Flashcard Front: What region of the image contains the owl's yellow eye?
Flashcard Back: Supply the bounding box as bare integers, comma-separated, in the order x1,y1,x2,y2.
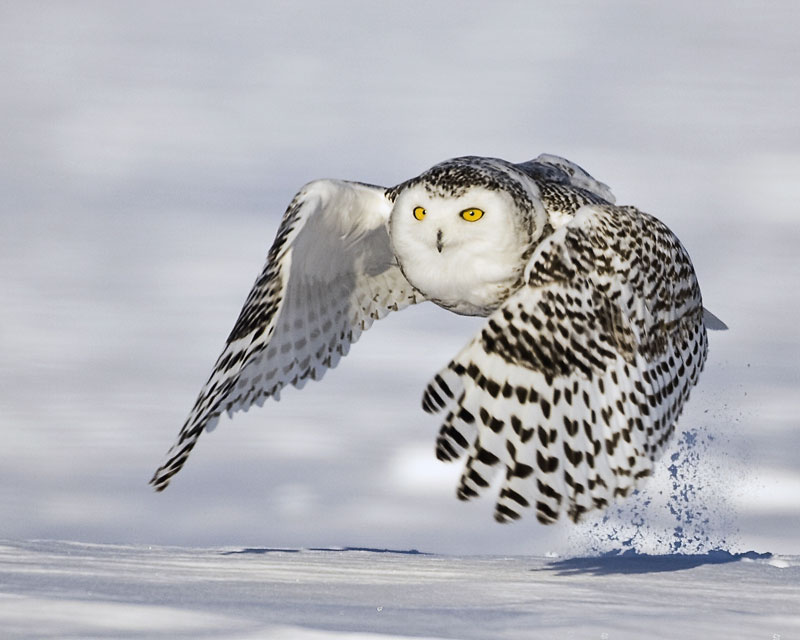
460,208,484,222
413,206,427,221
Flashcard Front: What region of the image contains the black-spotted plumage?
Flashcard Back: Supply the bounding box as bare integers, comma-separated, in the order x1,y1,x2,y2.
424,204,707,523
151,153,722,528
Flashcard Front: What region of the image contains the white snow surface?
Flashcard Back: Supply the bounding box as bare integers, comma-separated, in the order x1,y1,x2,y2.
2,540,798,640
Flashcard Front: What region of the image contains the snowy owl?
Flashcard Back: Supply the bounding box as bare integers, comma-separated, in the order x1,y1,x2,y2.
151,154,725,525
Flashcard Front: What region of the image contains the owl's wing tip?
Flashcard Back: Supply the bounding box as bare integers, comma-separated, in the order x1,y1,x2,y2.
149,468,171,492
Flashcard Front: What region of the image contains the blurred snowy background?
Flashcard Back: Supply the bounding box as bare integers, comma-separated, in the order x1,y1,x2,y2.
1,0,798,556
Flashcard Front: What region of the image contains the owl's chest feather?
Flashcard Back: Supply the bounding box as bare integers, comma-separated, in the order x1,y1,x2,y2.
396,241,526,317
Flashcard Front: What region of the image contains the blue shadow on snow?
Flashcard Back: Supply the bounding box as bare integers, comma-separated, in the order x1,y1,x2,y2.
221,546,429,556
543,549,772,576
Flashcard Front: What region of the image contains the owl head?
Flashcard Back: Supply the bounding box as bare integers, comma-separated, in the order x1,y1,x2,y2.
388,157,548,316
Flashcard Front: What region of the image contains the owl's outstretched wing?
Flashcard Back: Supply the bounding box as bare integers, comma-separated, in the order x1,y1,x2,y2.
151,180,420,491
422,204,708,524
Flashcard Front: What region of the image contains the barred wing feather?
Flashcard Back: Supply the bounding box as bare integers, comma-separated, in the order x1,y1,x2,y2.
423,204,708,524
151,180,419,490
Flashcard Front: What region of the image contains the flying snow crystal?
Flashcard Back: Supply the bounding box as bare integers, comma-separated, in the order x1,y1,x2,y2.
151,154,726,525
570,426,740,555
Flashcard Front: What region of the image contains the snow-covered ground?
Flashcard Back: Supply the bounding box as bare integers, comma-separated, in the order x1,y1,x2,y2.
1,1,799,637
2,540,798,639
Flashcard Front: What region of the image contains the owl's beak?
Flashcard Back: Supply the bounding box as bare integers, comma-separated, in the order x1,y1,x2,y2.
436,229,444,253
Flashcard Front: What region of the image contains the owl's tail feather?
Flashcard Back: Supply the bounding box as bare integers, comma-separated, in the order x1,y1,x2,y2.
702,308,728,331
